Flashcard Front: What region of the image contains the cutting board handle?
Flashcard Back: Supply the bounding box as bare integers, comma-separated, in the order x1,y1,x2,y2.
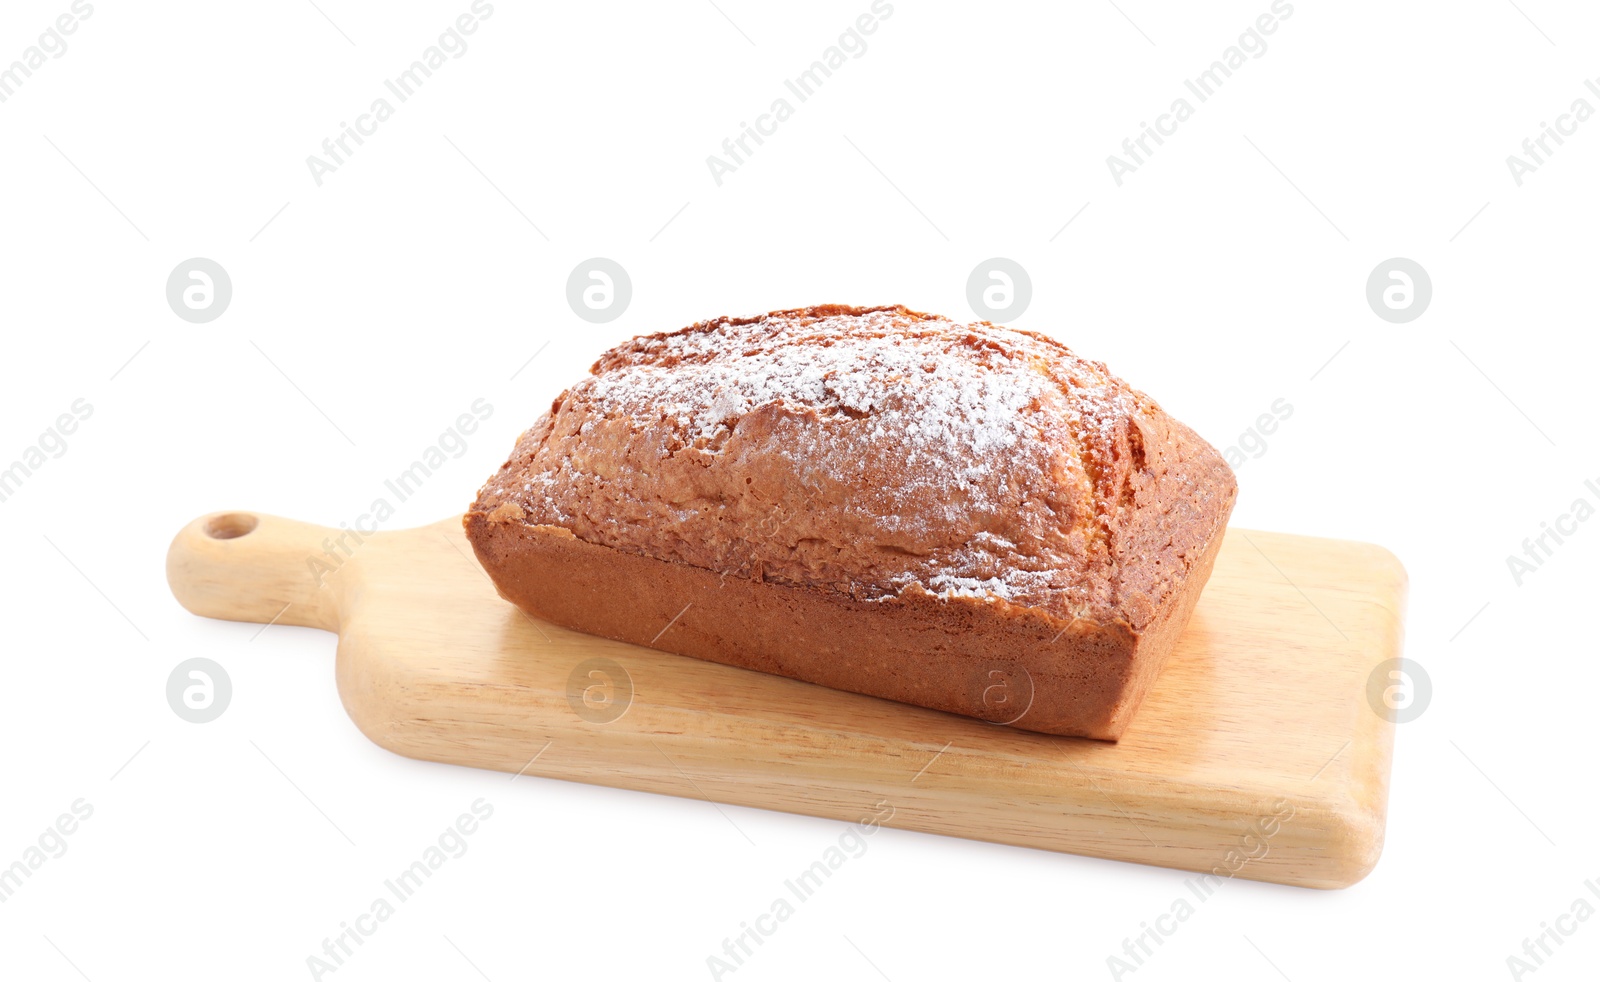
167,512,342,631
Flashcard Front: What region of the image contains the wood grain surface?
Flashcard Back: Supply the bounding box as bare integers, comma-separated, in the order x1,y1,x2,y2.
167,511,1406,888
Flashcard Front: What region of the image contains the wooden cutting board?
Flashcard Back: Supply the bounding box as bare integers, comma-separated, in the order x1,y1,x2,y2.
166,511,1405,889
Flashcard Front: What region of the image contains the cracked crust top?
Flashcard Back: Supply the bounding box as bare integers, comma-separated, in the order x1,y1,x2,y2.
468,304,1236,632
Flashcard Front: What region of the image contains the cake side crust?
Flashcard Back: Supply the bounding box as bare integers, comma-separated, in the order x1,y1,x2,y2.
464,512,1229,740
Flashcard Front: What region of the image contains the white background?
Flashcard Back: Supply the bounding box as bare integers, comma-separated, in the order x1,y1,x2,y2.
2,0,1597,979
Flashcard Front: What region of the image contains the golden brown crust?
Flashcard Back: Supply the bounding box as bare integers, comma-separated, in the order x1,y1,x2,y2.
466,305,1237,738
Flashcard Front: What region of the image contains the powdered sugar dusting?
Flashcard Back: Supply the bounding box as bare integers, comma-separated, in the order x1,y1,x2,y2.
591,308,1045,460
497,305,1152,611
